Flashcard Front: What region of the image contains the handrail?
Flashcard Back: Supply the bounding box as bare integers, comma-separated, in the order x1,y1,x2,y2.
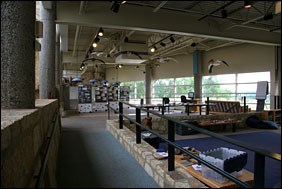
108,101,281,188
34,109,59,188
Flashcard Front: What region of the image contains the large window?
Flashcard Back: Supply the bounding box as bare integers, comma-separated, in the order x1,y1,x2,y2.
120,81,145,104
152,77,194,104
202,72,271,110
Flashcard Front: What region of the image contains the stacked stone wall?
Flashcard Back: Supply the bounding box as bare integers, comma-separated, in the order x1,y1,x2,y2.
1,99,61,188
106,120,206,188
124,112,262,134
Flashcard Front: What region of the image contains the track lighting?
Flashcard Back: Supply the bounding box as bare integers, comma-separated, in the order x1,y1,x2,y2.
264,12,273,20
169,37,175,43
98,28,104,37
116,64,123,69
244,1,251,8
111,0,120,13
150,46,156,53
191,42,197,47
221,9,227,18
94,36,100,43
93,42,98,48
80,63,86,71
160,42,166,47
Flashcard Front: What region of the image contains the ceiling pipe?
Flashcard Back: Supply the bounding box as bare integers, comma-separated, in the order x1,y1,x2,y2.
153,1,167,12
206,41,241,51
72,25,81,56
73,1,87,57
198,1,235,21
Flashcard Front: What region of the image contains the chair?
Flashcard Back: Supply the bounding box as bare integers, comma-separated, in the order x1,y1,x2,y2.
161,97,170,113
180,95,187,103
163,97,170,105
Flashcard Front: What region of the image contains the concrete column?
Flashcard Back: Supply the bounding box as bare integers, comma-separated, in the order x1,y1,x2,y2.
145,63,152,104
55,31,61,99
1,1,35,108
39,2,56,99
193,50,203,100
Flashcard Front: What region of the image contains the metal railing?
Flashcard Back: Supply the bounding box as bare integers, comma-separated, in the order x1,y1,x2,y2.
108,101,281,188
34,109,60,188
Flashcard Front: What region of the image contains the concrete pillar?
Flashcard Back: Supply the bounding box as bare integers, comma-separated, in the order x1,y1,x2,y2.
55,31,61,99
193,50,203,100
145,63,152,104
1,1,35,109
39,2,56,99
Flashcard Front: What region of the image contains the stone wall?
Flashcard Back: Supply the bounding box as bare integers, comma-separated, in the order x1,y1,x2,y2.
1,99,61,188
106,120,206,188
124,112,262,134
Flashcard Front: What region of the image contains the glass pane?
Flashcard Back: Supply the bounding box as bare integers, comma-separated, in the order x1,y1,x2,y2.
202,84,235,94
153,78,174,86
175,86,194,95
237,84,257,93
237,72,270,83
175,77,194,85
136,81,145,98
203,74,235,84
153,86,174,98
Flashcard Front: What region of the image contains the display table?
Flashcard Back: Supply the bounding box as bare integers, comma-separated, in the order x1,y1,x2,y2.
175,154,253,188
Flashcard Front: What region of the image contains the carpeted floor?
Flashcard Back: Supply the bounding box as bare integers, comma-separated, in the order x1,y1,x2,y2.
57,112,160,188
160,131,281,188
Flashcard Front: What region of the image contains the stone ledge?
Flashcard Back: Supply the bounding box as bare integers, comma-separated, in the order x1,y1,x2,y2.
106,119,206,188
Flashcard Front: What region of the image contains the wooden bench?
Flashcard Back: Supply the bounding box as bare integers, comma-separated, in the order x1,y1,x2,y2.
205,100,247,114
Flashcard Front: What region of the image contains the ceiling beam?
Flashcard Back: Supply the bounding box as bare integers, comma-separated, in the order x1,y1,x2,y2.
56,1,281,46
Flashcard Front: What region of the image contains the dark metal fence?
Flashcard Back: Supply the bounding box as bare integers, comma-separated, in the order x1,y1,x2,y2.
108,101,281,188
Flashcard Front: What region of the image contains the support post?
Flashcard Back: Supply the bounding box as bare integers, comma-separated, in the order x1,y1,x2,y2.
168,120,175,171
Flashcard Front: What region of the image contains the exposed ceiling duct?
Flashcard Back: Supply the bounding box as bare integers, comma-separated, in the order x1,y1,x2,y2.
115,43,148,64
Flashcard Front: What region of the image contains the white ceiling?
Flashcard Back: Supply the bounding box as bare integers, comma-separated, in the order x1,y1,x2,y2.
50,1,281,71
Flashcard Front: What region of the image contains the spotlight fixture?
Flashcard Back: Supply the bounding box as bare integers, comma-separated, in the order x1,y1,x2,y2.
111,0,120,13
160,42,166,47
169,37,175,43
93,42,98,48
116,64,123,69
80,63,86,71
244,1,251,8
191,42,197,47
263,12,273,20
221,9,227,18
98,28,104,37
150,46,156,53
94,36,100,43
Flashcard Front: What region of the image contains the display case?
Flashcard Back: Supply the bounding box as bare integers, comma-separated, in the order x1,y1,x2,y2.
78,85,92,113
95,86,108,102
